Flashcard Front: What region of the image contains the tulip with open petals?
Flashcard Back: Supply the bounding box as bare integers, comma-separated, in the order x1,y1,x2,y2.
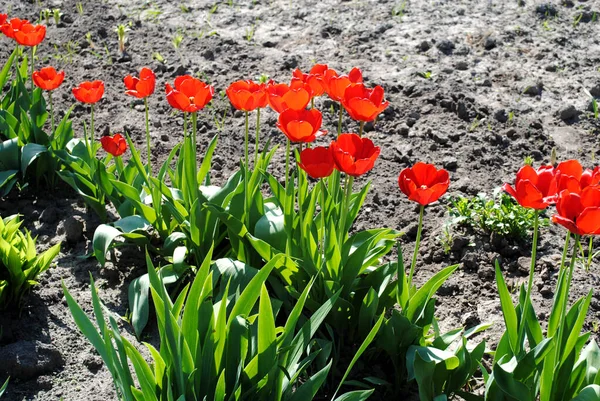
342,83,389,122
266,81,311,113
1,18,46,47
124,67,155,98
32,67,64,91
72,81,105,104
100,134,127,157
226,80,267,111
326,67,362,102
277,108,324,143
291,64,332,97
298,146,335,179
0,14,7,26
398,163,450,206
330,133,380,177
165,75,214,113
502,165,557,210
552,187,600,235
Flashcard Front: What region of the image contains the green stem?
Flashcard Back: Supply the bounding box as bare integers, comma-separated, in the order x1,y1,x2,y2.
337,102,343,137
30,46,35,92
144,97,151,169
586,237,593,272
191,111,198,168
338,175,354,245
285,138,291,253
554,234,580,364
115,156,125,178
298,143,304,251
244,111,250,229
254,108,260,167
320,178,326,268
518,210,539,353
311,98,315,110
408,205,425,288
87,103,95,157
359,121,365,137
48,90,55,135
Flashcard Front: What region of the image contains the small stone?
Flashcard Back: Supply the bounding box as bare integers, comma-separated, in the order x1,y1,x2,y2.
442,156,458,170
418,40,431,52
201,49,214,60
484,37,497,50
559,105,579,121
535,3,558,17
517,256,531,274
64,216,85,243
455,61,468,71
504,128,517,139
462,312,480,327
436,39,455,54
494,109,508,123
462,252,478,270
523,83,542,96
451,236,469,251
40,207,59,224
160,134,169,141
590,84,600,98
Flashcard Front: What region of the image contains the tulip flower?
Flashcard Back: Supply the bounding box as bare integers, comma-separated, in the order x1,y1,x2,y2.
502,165,557,210
124,67,156,99
342,83,389,123
0,14,7,27
165,75,213,113
1,18,46,47
552,187,600,236
277,108,324,143
73,80,104,155
32,66,65,91
72,80,105,104
33,66,65,134
100,134,127,157
581,166,600,189
555,160,600,192
298,146,335,179
326,67,362,102
291,64,332,98
226,80,267,111
398,162,450,206
330,133,380,177
124,67,157,166
266,81,311,113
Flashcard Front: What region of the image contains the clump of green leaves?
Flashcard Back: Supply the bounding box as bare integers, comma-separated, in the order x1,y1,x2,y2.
0,215,61,308
448,189,548,239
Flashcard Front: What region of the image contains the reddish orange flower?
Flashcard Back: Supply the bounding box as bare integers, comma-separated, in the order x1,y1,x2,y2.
298,146,335,179
342,83,389,122
32,66,65,91
277,108,324,143
330,133,380,177
503,165,557,210
0,14,7,26
291,64,332,97
555,160,600,193
326,67,362,102
165,75,214,113
72,81,105,104
552,187,600,235
100,134,127,157
398,162,450,206
581,166,600,189
124,67,155,98
1,18,46,47
266,81,311,113
226,80,267,111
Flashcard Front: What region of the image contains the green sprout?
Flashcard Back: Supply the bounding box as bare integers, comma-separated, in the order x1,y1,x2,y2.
172,33,184,50
53,8,62,25
76,2,84,15
115,24,129,53
417,70,432,79
524,155,534,166
152,52,165,63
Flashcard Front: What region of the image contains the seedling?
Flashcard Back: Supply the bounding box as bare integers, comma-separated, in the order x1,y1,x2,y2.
392,1,408,19
246,21,256,42
53,8,62,25
85,32,95,48
508,111,515,124
180,4,190,13
417,70,432,79
76,2,84,15
115,23,129,53
524,155,534,166
152,51,165,63
550,147,557,165
172,32,184,50
469,116,483,132
143,8,162,23
592,98,598,119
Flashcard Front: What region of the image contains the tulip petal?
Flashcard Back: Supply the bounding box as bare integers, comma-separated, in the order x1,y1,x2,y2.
577,208,600,235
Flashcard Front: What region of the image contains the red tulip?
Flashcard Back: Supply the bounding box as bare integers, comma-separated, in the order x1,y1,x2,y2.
277,108,324,143
124,67,155,98
555,160,600,192
266,81,311,113
398,162,450,206
342,83,389,122
226,80,267,111
552,187,600,235
291,64,332,97
502,165,557,210
1,18,46,47
165,75,214,113
72,81,105,104
330,133,380,177
100,134,127,157
326,67,362,102
298,146,335,179
32,66,65,91
0,14,7,26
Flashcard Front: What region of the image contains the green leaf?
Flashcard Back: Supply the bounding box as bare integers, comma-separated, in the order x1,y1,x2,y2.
20,143,47,175
289,361,332,401
332,389,375,401
571,385,600,401
495,263,519,354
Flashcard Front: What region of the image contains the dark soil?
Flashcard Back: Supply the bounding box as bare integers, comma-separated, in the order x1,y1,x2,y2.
1,0,600,400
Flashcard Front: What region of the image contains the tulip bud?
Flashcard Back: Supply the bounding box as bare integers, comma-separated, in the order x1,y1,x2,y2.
551,147,557,166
